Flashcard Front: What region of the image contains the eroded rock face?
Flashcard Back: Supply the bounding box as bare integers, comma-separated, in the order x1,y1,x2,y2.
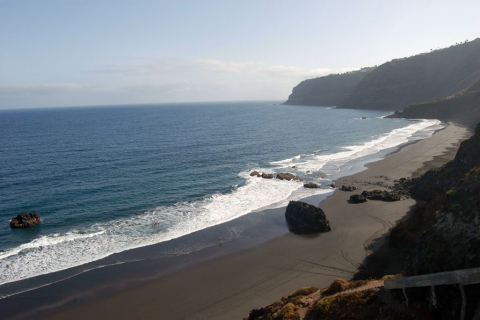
361,190,401,202
276,173,302,181
285,201,331,234
349,194,367,204
10,212,41,228
303,182,319,188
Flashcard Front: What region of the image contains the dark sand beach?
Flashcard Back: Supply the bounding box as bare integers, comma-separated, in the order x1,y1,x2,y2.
2,123,469,320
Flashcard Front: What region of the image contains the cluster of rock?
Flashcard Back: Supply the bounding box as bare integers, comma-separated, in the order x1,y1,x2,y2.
390,177,412,198
361,190,401,201
285,201,331,234
250,171,302,181
251,170,321,189
10,212,41,228
349,190,401,204
276,172,302,181
340,185,357,191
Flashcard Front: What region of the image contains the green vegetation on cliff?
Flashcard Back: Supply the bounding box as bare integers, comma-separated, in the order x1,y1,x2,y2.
284,68,373,106
285,39,480,113
389,79,480,128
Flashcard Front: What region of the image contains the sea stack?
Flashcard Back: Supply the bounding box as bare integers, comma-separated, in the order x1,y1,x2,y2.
10,212,41,228
285,201,331,234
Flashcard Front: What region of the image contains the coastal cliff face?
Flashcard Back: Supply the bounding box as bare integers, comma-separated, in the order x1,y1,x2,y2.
388,79,480,128
285,38,480,112
283,68,372,106
246,124,480,319
399,123,480,275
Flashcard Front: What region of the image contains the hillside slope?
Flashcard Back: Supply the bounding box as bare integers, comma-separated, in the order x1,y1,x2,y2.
388,79,480,128
284,68,373,106
285,39,480,112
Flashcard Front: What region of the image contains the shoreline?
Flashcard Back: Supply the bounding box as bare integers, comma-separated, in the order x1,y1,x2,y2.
0,123,470,320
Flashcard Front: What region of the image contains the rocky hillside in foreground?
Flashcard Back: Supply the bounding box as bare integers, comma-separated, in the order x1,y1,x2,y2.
285,39,480,112
246,124,480,319
393,123,480,275
284,68,373,106
388,79,480,128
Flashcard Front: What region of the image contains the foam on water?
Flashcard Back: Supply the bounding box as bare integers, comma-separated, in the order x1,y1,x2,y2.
0,170,329,286
271,119,442,175
0,118,443,287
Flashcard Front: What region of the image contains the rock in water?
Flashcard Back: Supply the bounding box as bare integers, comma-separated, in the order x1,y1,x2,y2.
303,182,319,188
261,173,274,179
250,170,261,177
10,211,41,228
285,201,331,234
276,173,302,181
349,194,367,203
361,190,401,201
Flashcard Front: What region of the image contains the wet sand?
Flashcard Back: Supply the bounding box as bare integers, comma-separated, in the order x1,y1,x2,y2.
30,123,469,319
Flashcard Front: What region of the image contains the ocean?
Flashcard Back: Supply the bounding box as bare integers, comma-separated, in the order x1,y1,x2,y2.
0,101,441,295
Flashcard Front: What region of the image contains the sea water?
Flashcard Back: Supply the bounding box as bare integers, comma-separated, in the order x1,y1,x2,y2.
0,101,442,288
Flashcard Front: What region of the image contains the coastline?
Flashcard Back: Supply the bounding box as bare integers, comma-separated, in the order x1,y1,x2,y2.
1,123,470,320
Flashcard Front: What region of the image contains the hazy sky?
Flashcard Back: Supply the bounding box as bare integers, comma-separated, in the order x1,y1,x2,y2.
1,0,479,109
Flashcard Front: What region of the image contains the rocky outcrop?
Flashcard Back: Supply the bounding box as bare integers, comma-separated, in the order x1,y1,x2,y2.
361,190,401,202
349,194,367,204
284,68,373,106
285,201,331,234
388,78,480,128
409,122,480,201
277,173,302,181
285,38,480,112
250,170,260,177
304,182,320,188
261,173,274,179
341,39,480,111
10,212,41,228
340,185,357,191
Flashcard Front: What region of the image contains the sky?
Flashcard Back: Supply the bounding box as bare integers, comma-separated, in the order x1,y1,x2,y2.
1,0,479,109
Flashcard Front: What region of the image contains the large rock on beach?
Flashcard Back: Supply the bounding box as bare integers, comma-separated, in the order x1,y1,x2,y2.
361,190,401,202
340,185,357,191
349,194,367,204
10,211,41,228
276,173,302,181
285,201,331,234
303,182,319,188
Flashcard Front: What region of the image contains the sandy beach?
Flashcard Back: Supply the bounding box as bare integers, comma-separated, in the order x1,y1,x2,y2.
18,123,469,319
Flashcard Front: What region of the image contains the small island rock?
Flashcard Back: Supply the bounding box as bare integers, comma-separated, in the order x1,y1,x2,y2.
285,201,331,234
250,170,260,177
10,212,41,228
276,172,302,181
303,182,320,188
261,173,274,179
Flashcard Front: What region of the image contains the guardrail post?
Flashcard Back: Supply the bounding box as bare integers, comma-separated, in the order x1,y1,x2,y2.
430,285,437,308
403,284,408,307
459,284,466,320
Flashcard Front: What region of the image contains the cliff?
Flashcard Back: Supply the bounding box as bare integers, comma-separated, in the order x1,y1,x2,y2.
388,79,480,128
285,39,480,112
246,124,480,319
283,68,373,106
